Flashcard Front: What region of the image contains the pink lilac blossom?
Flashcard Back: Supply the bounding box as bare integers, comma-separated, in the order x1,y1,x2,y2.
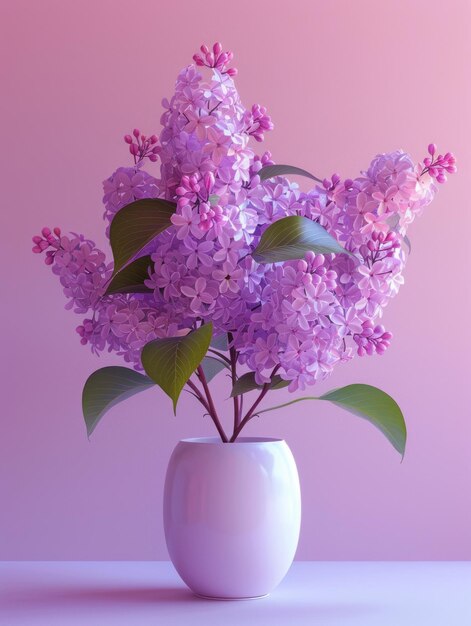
33,42,456,389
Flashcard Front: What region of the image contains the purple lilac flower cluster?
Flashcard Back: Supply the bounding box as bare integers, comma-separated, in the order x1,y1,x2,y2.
33,43,456,392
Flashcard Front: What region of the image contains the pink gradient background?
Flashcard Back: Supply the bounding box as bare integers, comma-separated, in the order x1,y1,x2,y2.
1,0,470,561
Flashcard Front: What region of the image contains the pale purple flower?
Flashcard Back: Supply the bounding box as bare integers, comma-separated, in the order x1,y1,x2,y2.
182,238,214,269
253,333,279,368
361,211,390,236
181,277,216,312
331,307,363,338
372,185,400,215
212,262,244,294
357,261,390,292
171,205,202,239
203,127,231,165
183,107,217,141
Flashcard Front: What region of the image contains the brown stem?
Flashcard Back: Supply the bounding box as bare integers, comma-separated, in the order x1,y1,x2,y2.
230,384,270,442
229,338,240,437
197,366,228,442
229,365,281,442
186,379,211,413
207,348,232,365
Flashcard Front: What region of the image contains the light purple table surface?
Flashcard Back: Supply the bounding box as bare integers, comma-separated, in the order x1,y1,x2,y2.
1,561,470,626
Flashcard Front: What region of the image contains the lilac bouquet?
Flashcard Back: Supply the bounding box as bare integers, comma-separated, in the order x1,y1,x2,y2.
33,43,456,454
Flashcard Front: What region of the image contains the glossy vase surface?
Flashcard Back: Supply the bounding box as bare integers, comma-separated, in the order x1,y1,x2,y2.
163,437,301,599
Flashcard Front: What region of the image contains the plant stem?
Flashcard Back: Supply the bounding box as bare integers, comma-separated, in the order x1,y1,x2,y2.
207,348,232,365
197,365,228,442
186,379,211,413
230,383,270,442
229,365,280,442
229,338,240,437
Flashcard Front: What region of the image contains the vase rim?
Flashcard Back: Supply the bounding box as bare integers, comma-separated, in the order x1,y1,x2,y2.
179,437,284,445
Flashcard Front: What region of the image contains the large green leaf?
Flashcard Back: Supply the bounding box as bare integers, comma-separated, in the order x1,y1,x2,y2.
252,215,354,263
257,384,407,457
141,323,213,413
82,366,154,437
230,371,289,396
259,164,323,183
201,356,228,382
109,198,176,274
105,255,153,295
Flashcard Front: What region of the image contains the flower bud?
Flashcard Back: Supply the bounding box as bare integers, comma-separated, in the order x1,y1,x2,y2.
218,52,228,66
204,171,215,191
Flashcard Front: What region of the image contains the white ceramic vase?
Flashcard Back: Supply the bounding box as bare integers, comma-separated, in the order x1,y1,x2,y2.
163,437,301,599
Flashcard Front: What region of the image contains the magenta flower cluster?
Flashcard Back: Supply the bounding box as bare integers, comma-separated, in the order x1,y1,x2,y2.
33,43,456,392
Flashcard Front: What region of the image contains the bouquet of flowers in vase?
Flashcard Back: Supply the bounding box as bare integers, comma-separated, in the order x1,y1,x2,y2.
32,43,456,454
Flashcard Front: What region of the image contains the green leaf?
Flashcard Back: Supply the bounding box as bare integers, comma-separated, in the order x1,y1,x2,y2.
210,333,229,351
252,215,355,263
257,384,407,457
141,323,213,413
105,255,153,295
319,385,406,456
201,356,228,382
82,366,154,437
259,164,323,183
271,377,290,390
109,198,176,274
230,372,289,397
